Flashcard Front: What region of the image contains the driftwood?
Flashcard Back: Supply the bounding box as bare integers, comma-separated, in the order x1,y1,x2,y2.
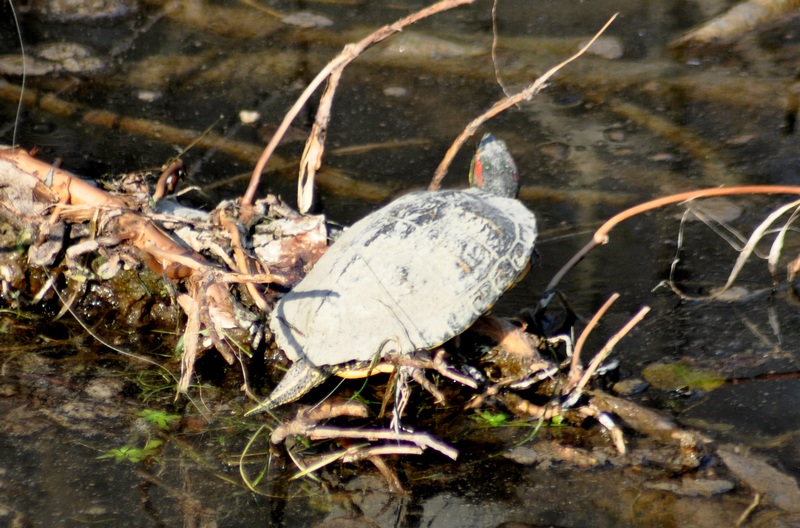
0,145,324,393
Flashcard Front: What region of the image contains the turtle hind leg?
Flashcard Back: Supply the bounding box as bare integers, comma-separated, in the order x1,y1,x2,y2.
245,361,328,415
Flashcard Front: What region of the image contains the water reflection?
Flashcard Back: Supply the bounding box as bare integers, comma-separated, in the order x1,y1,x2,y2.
1,0,800,526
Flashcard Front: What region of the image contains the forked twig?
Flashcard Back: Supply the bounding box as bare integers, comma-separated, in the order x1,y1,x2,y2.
565,293,619,391
301,426,459,460
428,13,618,191
242,0,475,207
269,400,459,460
572,305,650,395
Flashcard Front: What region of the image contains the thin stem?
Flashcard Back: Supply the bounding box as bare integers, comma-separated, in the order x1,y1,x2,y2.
429,13,618,191
546,185,800,293
242,0,475,206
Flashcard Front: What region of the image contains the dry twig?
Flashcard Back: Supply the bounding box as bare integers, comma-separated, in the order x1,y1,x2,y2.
243,0,476,209
428,13,618,191
544,185,800,295
266,400,458,482
556,293,615,395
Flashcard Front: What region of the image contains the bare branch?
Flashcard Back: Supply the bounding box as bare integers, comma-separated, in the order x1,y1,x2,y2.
243,0,476,207
428,13,618,191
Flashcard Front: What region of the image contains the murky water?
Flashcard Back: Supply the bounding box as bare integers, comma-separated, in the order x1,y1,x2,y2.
2,0,800,526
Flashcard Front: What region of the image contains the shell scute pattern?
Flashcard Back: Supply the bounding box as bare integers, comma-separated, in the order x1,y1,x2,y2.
250,134,539,413
270,187,537,372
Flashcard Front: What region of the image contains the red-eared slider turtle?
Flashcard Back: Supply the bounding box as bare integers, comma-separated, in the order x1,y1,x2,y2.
249,134,537,413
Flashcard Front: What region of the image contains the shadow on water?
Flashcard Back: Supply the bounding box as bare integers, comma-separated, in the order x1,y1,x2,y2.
2,0,800,526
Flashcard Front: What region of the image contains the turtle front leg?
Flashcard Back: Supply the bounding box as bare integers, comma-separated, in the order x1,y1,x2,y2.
246,360,328,415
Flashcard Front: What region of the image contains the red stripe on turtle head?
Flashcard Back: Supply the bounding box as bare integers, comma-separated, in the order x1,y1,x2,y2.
469,133,520,198
470,153,484,188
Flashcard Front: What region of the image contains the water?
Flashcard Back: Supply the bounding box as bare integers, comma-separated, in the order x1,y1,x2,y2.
2,0,800,526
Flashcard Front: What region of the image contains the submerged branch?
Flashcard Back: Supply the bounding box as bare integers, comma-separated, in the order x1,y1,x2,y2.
671,0,800,49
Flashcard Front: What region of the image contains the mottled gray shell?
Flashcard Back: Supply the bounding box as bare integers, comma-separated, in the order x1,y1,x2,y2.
270,187,537,369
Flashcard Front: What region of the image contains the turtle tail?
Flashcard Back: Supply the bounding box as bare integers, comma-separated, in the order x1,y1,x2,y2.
245,361,328,415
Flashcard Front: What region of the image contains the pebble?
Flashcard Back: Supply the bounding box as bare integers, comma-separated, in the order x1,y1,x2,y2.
376,32,484,60
603,127,626,143
383,86,408,98
28,0,138,20
0,43,104,76
644,478,734,497
612,378,649,396
579,36,624,60
282,12,333,29
538,142,571,162
239,110,261,125
84,377,124,401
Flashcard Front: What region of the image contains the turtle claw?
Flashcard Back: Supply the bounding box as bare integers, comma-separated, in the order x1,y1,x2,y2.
246,360,328,415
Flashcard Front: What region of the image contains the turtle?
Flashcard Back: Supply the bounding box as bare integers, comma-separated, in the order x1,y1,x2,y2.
248,134,538,414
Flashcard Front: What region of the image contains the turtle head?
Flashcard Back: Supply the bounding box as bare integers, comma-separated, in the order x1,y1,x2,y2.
468,133,520,198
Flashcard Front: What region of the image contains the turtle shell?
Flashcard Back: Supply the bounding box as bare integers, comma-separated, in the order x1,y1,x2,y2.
270,187,537,369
